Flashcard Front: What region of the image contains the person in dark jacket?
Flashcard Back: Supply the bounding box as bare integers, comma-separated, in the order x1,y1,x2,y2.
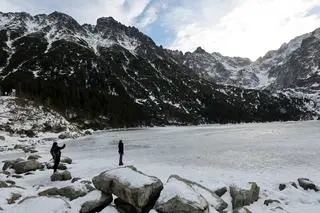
118,140,124,166
50,142,66,173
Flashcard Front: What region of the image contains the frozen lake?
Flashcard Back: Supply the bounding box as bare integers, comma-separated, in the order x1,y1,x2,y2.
2,120,320,213
55,120,320,187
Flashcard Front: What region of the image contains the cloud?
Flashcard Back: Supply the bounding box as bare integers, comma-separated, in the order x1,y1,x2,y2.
305,5,320,17
0,0,320,59
0,0,151,26
167,0,320,60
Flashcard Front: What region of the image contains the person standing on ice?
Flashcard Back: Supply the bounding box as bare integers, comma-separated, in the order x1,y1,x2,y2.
118,140,124,166
50,142,66,173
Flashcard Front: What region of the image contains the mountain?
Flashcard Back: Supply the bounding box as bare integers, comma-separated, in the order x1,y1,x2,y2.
167,28,320,116
0,11,317,128
168,28,320,92
166,47,256,88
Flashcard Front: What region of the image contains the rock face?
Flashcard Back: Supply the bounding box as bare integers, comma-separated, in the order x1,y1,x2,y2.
11,160,43,174
298,178,319,192
155,175,227,213
229,182,260,209
39,183,94,200
80,191,113,213
92,166,163,212
51,170,72,181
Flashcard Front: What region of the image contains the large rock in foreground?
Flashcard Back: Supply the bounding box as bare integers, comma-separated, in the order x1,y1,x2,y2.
230,182,260,210
155,175,227,213
11,160,43,174
92,166,163,212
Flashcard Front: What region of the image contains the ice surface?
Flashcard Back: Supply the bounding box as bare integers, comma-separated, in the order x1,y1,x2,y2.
1,121,320,212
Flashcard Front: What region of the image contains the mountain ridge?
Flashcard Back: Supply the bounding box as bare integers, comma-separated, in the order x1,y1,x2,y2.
0,11,318,128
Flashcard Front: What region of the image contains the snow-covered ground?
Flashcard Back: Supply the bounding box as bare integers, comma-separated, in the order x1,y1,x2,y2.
1,120,320,212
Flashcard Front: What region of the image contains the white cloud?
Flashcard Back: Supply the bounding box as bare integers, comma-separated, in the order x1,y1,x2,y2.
136,1,166,28
0,0,319,60
168,0,320,60
0,0,151,26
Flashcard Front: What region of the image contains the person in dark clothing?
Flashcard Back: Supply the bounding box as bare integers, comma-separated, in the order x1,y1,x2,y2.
50,142,66,173
118,140,124,166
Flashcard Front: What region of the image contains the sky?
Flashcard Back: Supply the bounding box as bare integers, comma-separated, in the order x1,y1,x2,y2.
1,0,320,60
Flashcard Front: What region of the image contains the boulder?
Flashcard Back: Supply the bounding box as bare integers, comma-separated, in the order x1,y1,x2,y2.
51,170,72,181
233,207,253,213
155,175,208,213
12,160,44,174
45,162,53,169
155,175,228,213
264,199,280,206
214,186,227,197
71,177,81,183
0,136,5,141
58,132,74,139
5,180,15,185
0,181,8,188
13,144,36,153
114,198,138,213
229,182,260,209
2,158,24,170
57,164,68,170
84,130,92,135
279,182,297,191
7,193,22,204
93,166,163,212
81,180,92,185
45,162,67,170
298,178,319,192
27,155,41,160
61,156,72,164
39,184,94,201
80,191,113,213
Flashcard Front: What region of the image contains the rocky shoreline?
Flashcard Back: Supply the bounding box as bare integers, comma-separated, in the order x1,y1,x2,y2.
1,152,319,213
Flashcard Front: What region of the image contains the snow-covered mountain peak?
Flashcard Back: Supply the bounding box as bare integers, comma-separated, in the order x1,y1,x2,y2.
47,11,82,32
193,46,207,54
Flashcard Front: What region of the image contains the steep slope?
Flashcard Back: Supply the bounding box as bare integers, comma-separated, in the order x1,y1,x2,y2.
268,29,320,90
167,47,257,88
0,11,316,128
168,27,319,91
167,28,320,115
